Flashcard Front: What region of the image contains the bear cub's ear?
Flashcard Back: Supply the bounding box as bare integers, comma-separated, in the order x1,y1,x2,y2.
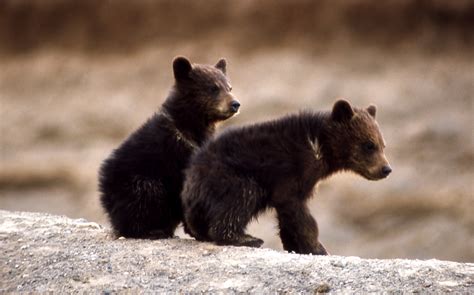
367,104,377,118
331,99,354,122
173,56,192,81
215,58,227,74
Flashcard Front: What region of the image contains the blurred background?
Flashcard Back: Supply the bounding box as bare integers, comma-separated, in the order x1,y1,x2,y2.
0,0,473,262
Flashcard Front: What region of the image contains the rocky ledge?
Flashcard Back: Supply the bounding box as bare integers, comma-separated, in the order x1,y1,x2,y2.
1,210,472,293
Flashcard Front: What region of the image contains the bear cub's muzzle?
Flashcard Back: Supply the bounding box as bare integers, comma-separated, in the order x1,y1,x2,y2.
230,101,241,113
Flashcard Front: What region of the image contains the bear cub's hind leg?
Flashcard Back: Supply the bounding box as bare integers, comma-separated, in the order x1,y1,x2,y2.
213,233,264,248
207,207,264,248
240,234,264,248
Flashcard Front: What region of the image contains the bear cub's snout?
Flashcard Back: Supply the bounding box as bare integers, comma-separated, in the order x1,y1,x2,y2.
381,165,392,177
230,101,241,113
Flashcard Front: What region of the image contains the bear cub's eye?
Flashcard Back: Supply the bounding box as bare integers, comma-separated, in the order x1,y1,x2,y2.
210,85,220,94
363,141,377,153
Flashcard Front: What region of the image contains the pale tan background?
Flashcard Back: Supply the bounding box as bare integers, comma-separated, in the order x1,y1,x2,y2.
1,0,473,262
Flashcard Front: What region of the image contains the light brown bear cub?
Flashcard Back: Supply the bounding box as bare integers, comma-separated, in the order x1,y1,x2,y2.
182,100,391,255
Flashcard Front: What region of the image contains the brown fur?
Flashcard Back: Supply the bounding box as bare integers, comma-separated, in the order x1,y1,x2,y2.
99,57,240,239
182,100,391,254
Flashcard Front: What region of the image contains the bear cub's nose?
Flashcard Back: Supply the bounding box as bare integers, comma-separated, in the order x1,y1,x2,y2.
230,101,240,113
381,165,392,176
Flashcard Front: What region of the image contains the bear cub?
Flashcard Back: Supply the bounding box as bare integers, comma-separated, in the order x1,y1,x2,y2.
99,56,239,239
182,100,391,254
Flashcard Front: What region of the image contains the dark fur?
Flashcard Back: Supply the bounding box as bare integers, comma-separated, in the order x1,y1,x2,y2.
182,100,391,254
99,57,239,239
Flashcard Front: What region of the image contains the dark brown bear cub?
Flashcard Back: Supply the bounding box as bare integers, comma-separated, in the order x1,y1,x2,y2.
182,100,391,254
99,57,239,239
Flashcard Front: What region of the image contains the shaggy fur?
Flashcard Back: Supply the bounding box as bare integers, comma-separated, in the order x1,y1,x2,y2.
99,56,239,239
182,100,391,254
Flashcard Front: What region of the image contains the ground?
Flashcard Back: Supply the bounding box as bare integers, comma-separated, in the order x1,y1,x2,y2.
1,210,473,292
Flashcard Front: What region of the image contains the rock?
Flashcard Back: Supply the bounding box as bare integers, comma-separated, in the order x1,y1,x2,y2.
314,282,331,293
1,210,473,293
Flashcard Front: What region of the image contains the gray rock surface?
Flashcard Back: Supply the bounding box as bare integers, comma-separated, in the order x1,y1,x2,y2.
1,210,473,293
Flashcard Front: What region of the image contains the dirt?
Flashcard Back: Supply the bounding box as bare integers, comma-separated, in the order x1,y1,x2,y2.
1,210,473,292
0,1,473,263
